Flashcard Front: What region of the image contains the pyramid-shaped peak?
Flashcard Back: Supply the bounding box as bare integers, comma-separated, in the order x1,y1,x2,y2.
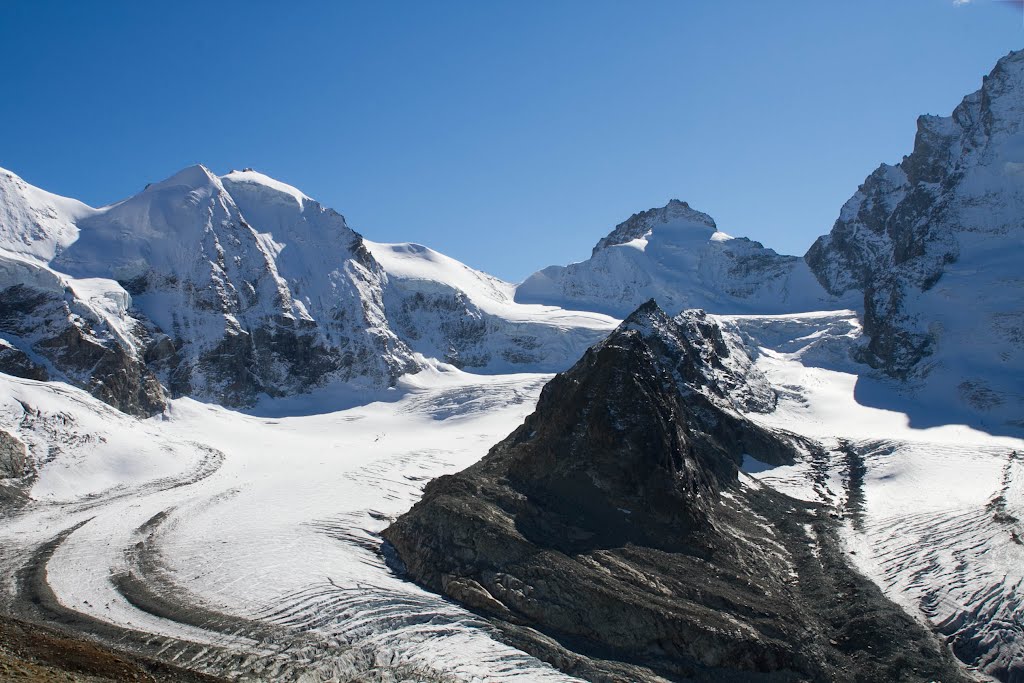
613,301,719,355
593,200,717,254
618,298,672,334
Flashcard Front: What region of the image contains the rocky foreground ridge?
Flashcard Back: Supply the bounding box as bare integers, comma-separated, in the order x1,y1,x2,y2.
383,301,965,682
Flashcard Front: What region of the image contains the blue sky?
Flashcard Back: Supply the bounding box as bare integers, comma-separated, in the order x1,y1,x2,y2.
0,1,1020,281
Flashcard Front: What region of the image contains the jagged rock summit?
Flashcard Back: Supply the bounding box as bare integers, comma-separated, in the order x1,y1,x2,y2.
516,200,845,317
383,300,964,682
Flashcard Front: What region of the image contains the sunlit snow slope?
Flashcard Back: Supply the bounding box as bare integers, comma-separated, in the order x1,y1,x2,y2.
367,240,614,372
1,312,1020,681
0,370,583,681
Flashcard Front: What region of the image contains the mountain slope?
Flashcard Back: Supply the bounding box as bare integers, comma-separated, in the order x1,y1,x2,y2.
516,199,848,317
0,169,165,415
51,165,418,407
806,49,1024,427
0,166,615,413
367,240,614,372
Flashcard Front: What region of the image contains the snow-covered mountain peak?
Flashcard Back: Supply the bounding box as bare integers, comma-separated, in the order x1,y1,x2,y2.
3,163,420,408
52,165,240,282
517,199,841,317
143,163,220,195
592,198,717,254
221,169,312,210
804,48,1024,426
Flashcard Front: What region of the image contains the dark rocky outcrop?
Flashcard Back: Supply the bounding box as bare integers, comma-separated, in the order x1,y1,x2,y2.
0,341,48,382
384,301,966,682
0,429,28,479
0,285,165,417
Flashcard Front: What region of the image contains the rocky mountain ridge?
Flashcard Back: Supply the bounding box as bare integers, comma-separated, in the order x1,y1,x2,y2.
804,49,1024,426
383,301,966,682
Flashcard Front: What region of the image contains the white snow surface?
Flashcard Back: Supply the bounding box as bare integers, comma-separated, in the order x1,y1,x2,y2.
0,370,580,681
0,167,95,264
367,240,613,330
366,240,615,373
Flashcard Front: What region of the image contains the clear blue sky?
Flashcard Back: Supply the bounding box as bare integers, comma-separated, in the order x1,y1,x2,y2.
0,1,1020,281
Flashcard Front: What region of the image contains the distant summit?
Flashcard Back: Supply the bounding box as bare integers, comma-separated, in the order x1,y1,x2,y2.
592,198,717,254
516,200,844,317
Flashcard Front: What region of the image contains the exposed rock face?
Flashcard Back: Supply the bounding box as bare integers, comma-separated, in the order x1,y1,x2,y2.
0,282,165,418
516,201,844,317
806,49,1024,405
384,302,964,682
0,429,27,479
0,169,165,416
0,339,48,382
